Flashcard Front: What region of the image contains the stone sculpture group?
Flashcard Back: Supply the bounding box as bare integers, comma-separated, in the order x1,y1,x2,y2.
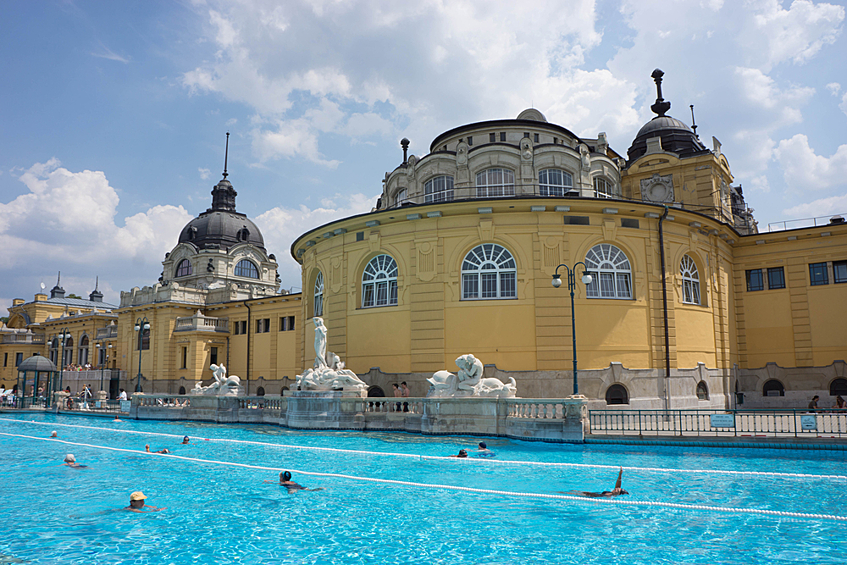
190,364,242,396
427,354,517,398
295,317,369,393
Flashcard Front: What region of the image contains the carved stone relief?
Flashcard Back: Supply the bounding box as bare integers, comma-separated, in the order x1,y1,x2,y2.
640,173,675,203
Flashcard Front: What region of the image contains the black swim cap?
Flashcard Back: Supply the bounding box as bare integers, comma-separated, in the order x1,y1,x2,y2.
282,471,292,481
479,442,487,449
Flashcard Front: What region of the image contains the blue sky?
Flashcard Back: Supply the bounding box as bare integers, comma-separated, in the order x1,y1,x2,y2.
1,0,846,309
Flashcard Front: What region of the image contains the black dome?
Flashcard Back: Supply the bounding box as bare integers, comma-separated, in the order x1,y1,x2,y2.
627,115,707,163
178,177,266,252
17,355,57,372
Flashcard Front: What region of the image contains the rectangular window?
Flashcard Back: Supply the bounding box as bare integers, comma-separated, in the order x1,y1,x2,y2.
523,132,529,139
3,353,6,367
500,273,516,298
489,133,495,143
481,273,498,298
210,347,218,366
564,216,590,225
289,316,295,330
809,262,828,286
500,132,506,142
834,260,847,284
467,136,473,146
15,353,23,367
621,218,639,229
279,317,287,331
256,318,270,333
462,274,478,299
767,267,785,290
553,137,558,144
181,346,188,369
534,133,539,143
746,269,764,291
356,232,364,242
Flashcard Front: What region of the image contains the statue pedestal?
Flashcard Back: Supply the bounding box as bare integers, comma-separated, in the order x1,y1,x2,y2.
283,390,366,430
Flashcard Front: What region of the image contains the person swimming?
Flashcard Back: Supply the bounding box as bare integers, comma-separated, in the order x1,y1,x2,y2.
265,471,324,494
145,444,170,454
181,436,190,445
62,454,87,469
449,449,468,458
565,468,629,498
475,442,495,457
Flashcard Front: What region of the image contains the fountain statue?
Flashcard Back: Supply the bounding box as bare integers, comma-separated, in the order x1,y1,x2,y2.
427,354,517,398
295,318,368,393
190,364,243,396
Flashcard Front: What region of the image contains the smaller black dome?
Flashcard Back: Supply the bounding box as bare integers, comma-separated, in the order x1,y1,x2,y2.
17,355,57,372
627,115,707,162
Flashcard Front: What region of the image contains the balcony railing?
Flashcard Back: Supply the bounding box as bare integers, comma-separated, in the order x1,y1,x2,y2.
1,332,45,345
767,213,846,232
95,326,118,340
174,312,229,333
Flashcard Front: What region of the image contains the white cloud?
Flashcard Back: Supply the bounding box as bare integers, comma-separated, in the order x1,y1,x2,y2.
733,67,814,112
773,134,847,189
198,167,211,179
841,93,847,117
782,193,847,219
90,44,131,64
256,192,378,290
827,82,841,95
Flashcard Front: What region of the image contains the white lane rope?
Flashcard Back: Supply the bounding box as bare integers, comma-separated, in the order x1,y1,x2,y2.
2,430,846,523
2,417,846,481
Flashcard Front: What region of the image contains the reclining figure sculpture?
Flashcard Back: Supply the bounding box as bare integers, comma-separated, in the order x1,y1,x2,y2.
427,354,517,398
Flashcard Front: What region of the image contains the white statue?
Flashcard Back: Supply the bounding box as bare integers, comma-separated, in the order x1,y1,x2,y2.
427,354,517,398
189,364,242,396
295,317,368,393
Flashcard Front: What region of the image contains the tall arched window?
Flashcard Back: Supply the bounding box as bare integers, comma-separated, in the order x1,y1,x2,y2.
461,244,517,300
63,337,74,366
680,254,701,305
538,169,574,197
585,244,632,299
395,188,407,206
362,255,398,308
78,335,89,366
175,259,192,278
313,272,324,317
235,259,259,279
696,381,709,400
49,338,58,365
594,177,614,198
424,176,454,203
476,168,515,198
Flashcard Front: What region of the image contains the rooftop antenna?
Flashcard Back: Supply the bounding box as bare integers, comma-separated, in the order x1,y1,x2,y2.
95,276,99,291
56,271,61,287
690,104,698,137
223,132,230,179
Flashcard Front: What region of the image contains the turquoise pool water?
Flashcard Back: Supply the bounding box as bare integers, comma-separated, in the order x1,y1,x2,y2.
2,413,846,564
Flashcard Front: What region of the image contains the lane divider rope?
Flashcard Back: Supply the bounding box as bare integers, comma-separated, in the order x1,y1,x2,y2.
2,417,846,481
2,430,845,523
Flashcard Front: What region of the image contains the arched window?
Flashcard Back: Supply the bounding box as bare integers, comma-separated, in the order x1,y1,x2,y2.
367,386,386,397
78,335,89,366
257,387,266,397
830,378,847,396
696,381,709,400
461,244,517,300
585,244,632,299
594,177,614,198
235,259,259,279
395,188,407,206
362,255,398,308
49,338,58,365
313,272,324,317
605,384,629,405
237,227,250,241
175,259,192,278
539,169,574,197
763,379,785,397
138,329,150,351
178,386,186,395
476,168,515,198
63,337,74,366
680,255,701,305
424,176,454,203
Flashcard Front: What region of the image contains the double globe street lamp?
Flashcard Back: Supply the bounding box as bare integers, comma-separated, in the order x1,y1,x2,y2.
56,328,71,407
551,263,593,396
134,317,150,393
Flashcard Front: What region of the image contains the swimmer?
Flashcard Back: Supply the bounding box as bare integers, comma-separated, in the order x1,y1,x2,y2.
125,491,165,513
145,444,170,454
564,467,629,498
449,449,468,458
50,431,58,438
113,415,122,422
181,436,190,445
265,471,324,494
475,442,496,457
62,454,87,469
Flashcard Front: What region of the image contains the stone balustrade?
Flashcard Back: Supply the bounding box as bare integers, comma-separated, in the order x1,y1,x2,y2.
174,313,229,333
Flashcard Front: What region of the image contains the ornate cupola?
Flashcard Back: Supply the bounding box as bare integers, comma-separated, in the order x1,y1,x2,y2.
50,272,65,299
89,276,104,303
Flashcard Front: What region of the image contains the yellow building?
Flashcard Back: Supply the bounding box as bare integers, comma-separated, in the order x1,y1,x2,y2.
3,70,846,409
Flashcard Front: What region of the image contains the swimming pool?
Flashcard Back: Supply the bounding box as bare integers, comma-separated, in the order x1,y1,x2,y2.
1,413,846,564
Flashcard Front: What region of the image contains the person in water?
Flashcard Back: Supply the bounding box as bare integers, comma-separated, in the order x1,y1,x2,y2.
125,491,165,513
181,436,191,445
566,468,629,498
449,449,468,458
61,454,87,469
475,442,495,457
265,471,324,494
145,444,170,454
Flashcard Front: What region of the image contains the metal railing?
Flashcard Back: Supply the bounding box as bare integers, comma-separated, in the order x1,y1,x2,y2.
589,409,847,439
767,213,846,232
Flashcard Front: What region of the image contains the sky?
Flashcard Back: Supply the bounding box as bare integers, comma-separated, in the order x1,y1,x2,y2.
1,0,846,310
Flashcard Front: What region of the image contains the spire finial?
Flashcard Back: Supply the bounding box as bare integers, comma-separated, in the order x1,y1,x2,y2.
689,104,698,137
57,271,61,287
223,132,230,179
650,68,671,117
95,276,99,291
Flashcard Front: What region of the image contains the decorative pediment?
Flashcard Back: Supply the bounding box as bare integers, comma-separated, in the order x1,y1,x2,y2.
640,173,674,203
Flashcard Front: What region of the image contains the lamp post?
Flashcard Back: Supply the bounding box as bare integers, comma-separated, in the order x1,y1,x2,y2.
134,317,150,393
56,328,71,407
551,263,593,396
95,342,112,394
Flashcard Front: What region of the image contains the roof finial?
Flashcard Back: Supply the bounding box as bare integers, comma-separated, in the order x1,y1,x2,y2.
95,276,99,291
689,104,698,137
400,138,410,165
57,271,61,287
223,132,230,179
650,68,671,117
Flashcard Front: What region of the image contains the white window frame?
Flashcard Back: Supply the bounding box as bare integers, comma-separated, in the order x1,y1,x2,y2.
476,168,515,198
313,272,324,317
593,177,615,199
235,259,259,279
362,255,398,308
538,169,574,197
395,188,408,206
461,244,517,300
424,176,454,203
680,254,701,305
585,243,633,299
